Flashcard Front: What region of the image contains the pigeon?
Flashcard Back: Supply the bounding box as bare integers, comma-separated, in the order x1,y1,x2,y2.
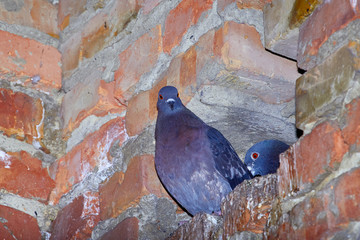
244,139,289,177
154,86,253,216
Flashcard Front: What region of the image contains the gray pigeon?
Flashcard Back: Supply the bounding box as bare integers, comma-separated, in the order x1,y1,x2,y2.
155,86,253,216
245,139,289,177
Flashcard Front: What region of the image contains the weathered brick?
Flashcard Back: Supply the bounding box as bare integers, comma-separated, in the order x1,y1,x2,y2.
278,121,348,198
296,41,360,130
218,0,271,11
49,118,128,205
61,79,124,137
342,97,360,147
61,0,137,75
0,150,55,202
264,0,320,60
298,0,360,70
114,25,162,101
168,213,223,240
0,205,41,240
0,88,44,145
101,217,139,240
269,167,360,239
214,21,300,82
58,0,87,30
163,0,213,53
99,155,169,220
0,0,59,36
51,192,100,240
222,174,278,237
0,31,62,92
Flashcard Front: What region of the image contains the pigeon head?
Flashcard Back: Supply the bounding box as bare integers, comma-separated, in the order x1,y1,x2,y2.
244,139,289,177
157,86,184,114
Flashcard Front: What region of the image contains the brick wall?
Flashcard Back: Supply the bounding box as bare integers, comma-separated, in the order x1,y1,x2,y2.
0,0,358,239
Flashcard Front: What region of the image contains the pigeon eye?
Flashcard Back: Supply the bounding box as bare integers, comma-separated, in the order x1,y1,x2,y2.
177,93,179,98
159,94,163,100
251,152,259,160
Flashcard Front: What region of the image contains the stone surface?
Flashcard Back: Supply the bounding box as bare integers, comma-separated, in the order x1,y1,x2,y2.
58,0,87,30
296,41,360,132
49,118,128,204
222,174,278,237
100,217,139,240
99,155,170,220
50,192,100,240
0,205,41,240
168,213,223,240
298,0,360,70
342,97,360,148
0,150,55,202
278,121,348,198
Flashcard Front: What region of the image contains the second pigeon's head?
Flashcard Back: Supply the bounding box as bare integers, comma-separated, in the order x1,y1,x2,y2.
157,86,184,114
244,139,289,177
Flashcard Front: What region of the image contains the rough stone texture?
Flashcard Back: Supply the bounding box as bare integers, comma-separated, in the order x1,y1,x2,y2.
0,205,41,240
100,217,139,240
296,41,360,132
222,174,278,237
50,192,100,240
0,31,62,93
99,155,170,220
168,213,223,240
298,0,360,70
0,150,55,202
263,0,320,59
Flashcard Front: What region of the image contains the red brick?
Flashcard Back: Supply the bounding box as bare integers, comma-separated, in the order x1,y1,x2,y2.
278,121,349,198
0,0,59,36
0,31,62,92
334,167,360,221
61,0,137,75
49,118,128,205
61,79,125,137
0,205,41,240
101,217,139,240
163,0,213,53
214,22,300,83
0,88,44,145
272,167,360,239
342,97,360,147
58,0,87,30
0,150,55,202
99,155,169,220
298,0,360,70
51,192,100,240
114,25,162,101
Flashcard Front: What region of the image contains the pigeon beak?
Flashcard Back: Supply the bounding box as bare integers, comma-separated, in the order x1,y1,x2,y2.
166,98,175,110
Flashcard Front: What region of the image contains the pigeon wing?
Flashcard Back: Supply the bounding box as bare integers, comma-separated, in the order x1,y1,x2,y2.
207,126,253,189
